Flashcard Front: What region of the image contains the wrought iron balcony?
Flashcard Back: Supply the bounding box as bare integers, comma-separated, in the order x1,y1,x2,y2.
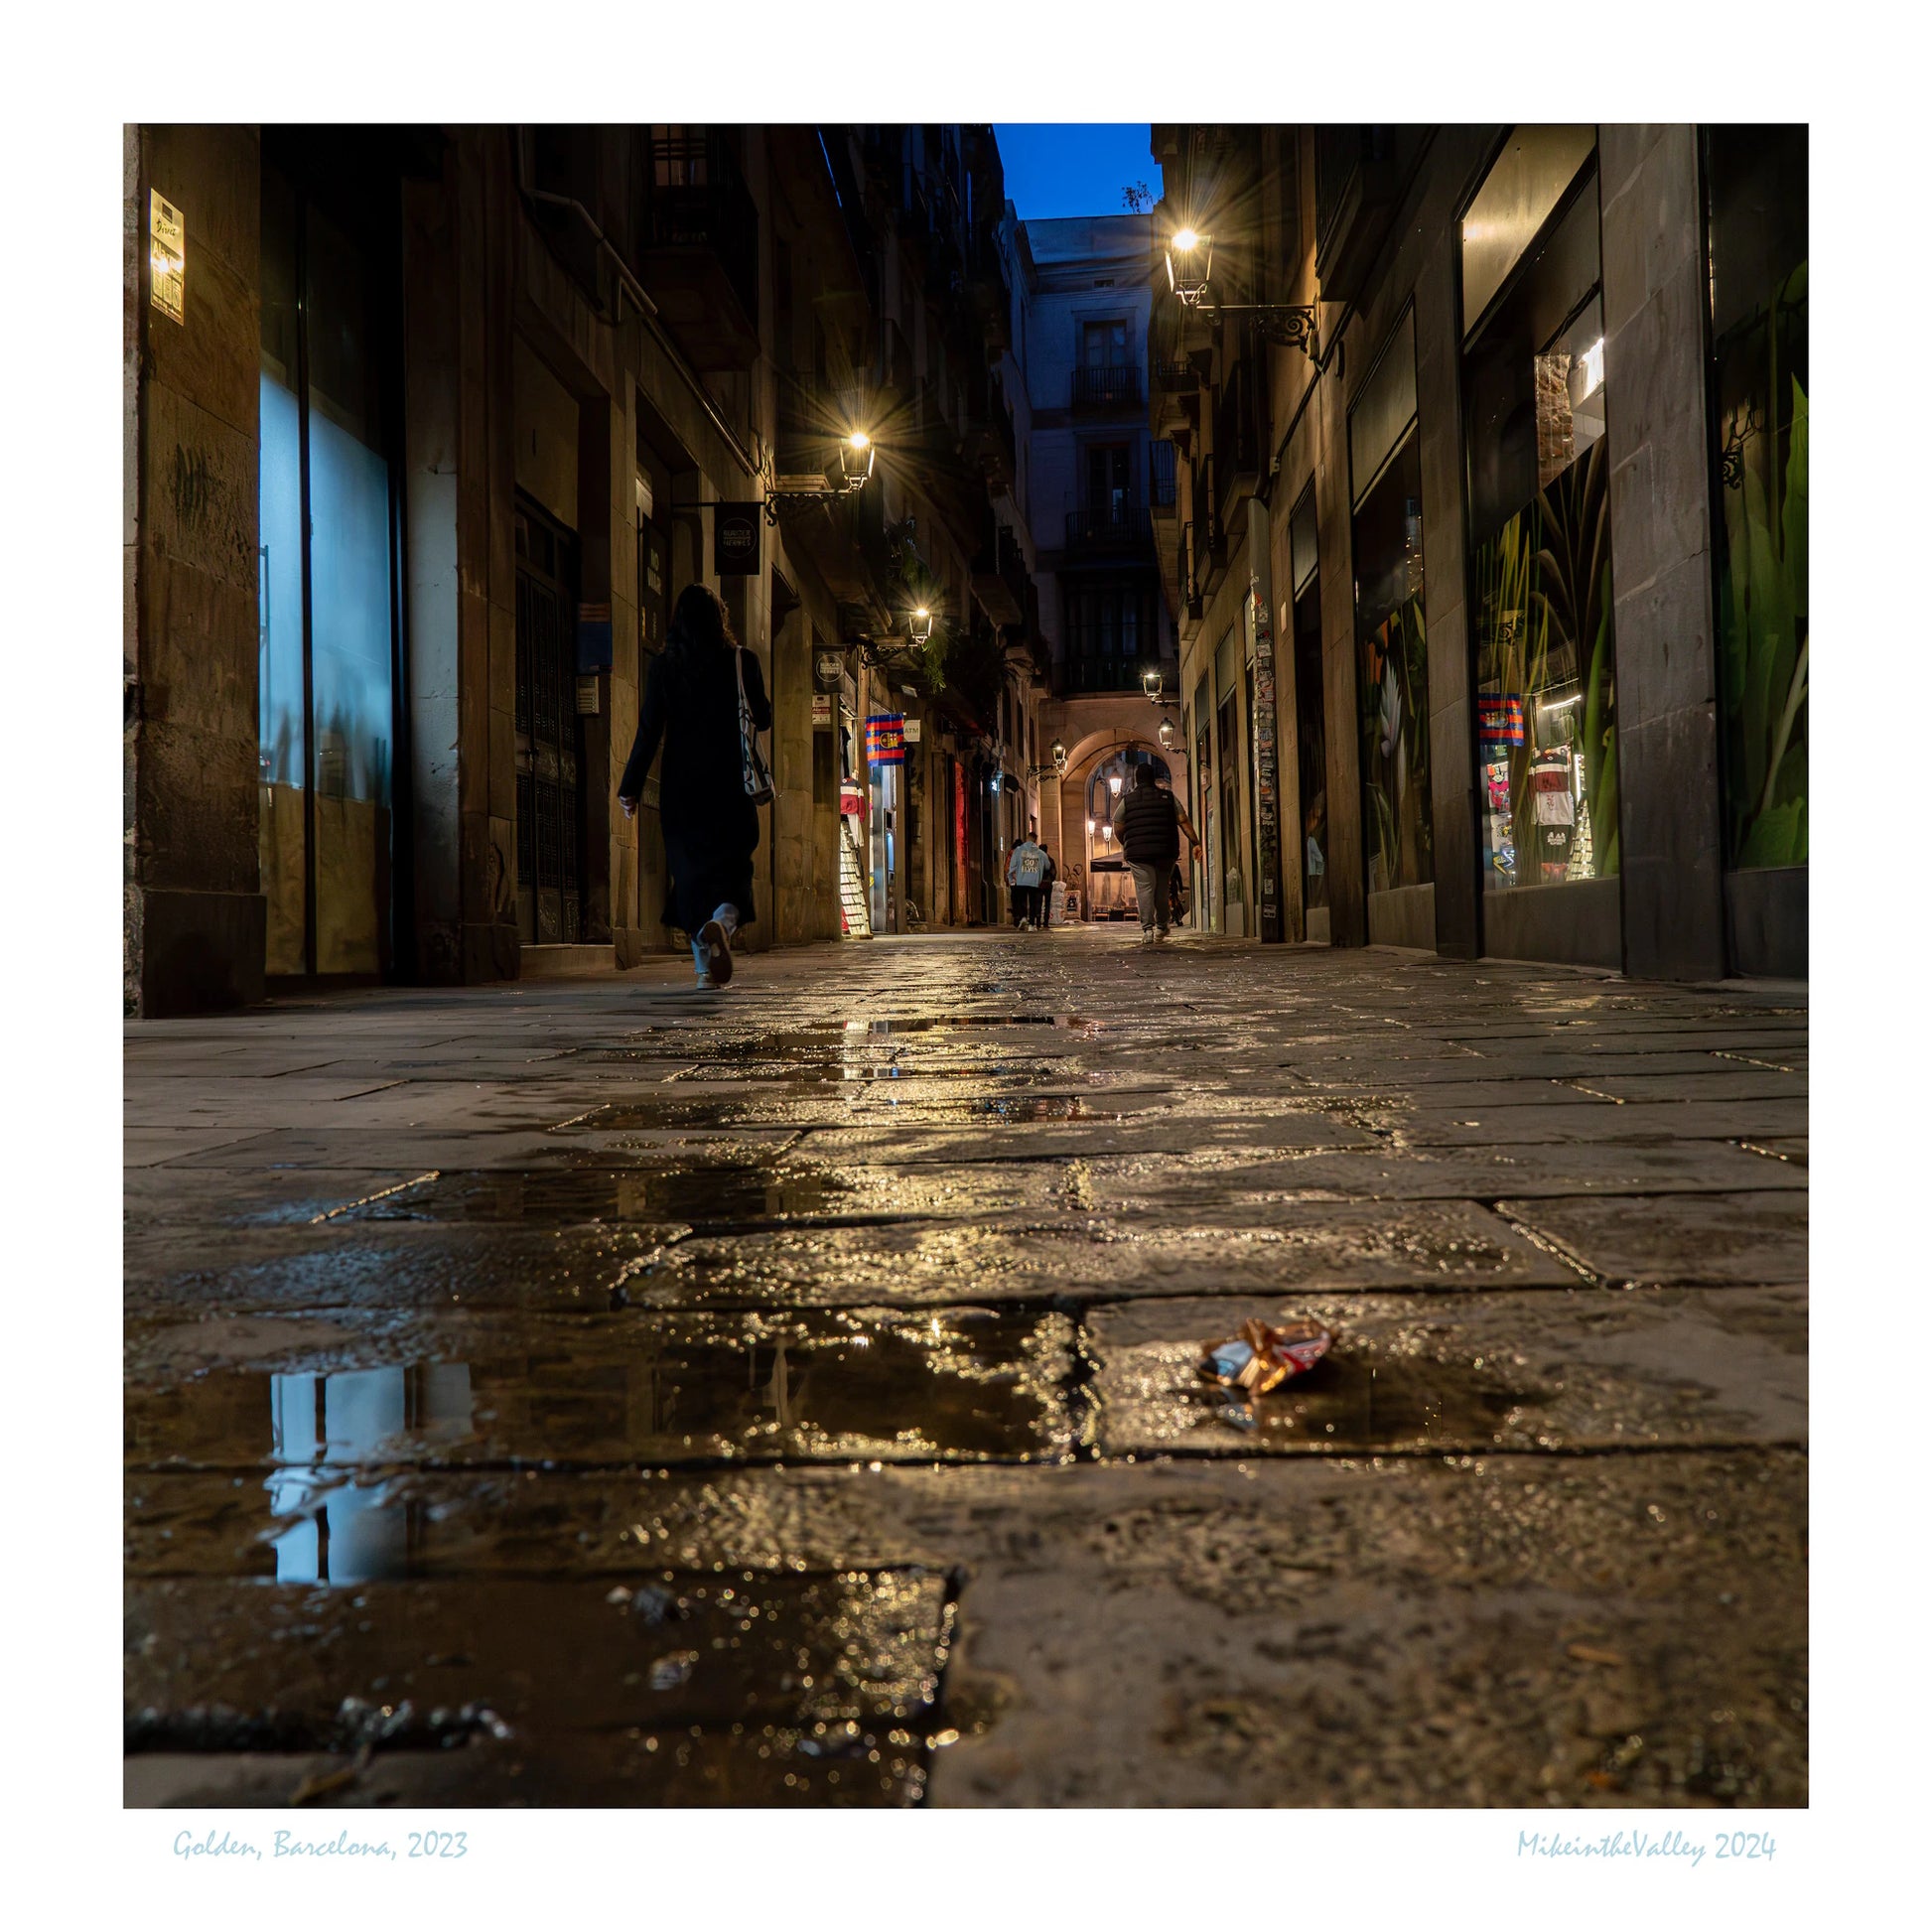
1072,364,1143,412
1065,504,1154,557
1152,360,1200,394
1150,441,1177,511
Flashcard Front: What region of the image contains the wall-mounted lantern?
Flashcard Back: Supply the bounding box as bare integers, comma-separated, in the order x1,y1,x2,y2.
765,430,879,522
1166,221,1322,365
1166,228,1212,303
907,605,934,644
1159,717,1177,751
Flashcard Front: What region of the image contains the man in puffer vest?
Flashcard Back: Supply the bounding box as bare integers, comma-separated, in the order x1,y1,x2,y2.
1110,764,1201,945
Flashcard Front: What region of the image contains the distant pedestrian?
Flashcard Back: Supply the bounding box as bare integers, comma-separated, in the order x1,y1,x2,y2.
1038,847,1058,928
1007,833,1048,929
1110,765,1201,946
617,584,771,988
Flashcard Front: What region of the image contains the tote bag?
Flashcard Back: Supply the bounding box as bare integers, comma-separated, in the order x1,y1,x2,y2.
736,648,774,807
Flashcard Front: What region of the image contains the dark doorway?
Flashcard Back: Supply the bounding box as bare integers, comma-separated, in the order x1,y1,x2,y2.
514,496,587,945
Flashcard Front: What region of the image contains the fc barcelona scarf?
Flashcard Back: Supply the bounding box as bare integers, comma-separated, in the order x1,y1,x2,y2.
1478,694,1525,745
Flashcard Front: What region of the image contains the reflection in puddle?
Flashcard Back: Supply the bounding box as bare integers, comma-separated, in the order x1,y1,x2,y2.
348,1166,852,1226
267,1365,474,1583
132,1312,1073,1577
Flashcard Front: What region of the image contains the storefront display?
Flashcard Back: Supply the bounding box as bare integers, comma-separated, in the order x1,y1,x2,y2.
1351,416,1432,897
1289,489,1327,915
1706,124,1808,873
1464,139,1619,897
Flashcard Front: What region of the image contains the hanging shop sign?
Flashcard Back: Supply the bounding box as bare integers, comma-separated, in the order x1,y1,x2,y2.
575,601,613,673
149,190,186,324
814,650,846,691
713,502,761,576
811,693,833,729
901,717,922,746
865,713,904,766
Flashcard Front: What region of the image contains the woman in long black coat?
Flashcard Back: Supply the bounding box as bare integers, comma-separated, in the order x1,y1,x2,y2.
618,585,770,987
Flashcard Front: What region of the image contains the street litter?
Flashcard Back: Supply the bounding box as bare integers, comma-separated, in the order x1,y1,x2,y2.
1197,1317,1333,1404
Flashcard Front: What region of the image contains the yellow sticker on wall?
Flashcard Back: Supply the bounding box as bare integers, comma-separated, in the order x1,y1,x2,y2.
149,190,185,324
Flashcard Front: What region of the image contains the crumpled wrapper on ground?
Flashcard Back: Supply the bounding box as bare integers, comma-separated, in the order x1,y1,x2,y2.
1197,1317,1333,1399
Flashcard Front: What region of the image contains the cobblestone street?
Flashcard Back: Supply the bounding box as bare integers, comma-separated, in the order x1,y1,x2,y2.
124,929,1807,1807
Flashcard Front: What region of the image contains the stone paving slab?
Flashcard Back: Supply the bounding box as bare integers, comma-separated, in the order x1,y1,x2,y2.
122,1222,676,1316
126,1569,947,1807
1047,1141,1808,1203
1086,1287,1807,1456
1367,1098,1810,1146
1497,1191,1809,1286
624,1201,1575,1309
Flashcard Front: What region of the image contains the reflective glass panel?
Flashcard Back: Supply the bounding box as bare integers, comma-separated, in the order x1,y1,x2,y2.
258,166,306,974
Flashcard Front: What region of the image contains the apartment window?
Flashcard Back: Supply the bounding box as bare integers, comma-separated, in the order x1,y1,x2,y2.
1076,320,1138,409
1064,576,1157,693
1086,444,1131,516
1083,319,1128,366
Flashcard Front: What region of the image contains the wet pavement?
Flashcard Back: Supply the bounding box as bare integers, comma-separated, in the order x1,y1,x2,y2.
124,927,1807,1807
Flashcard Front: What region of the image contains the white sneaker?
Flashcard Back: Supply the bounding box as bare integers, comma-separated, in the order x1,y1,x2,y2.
1139,929,1155,948
697,919,734,986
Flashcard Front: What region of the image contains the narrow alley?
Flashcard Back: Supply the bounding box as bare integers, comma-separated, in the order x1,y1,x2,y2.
125,930,1807,1807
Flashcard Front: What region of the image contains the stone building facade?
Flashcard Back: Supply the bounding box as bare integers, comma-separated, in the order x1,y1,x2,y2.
1012,214,1186,921
1148,123,1807,978
124,122,1049,1015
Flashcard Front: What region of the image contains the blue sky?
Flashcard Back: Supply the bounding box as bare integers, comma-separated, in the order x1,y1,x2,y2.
992,124,1161,221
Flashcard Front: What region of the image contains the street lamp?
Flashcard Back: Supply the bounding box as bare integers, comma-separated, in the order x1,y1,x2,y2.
1050,738,1066,773
1108,772,1123,798
1164,221,1321,364
1159,717,1176,751
1166,227,1212,302
837,430,876,488
1142,667,1164,702
766,429,880,521
907,606,934,644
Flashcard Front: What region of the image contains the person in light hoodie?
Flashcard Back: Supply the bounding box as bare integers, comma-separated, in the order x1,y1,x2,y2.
1006,833,1048,930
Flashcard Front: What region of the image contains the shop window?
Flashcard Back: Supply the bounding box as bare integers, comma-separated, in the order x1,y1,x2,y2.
1465,155,1618,895
1707,124,1808,873
256,153,398,980
1350,312,1431,897
1289,487,1326,910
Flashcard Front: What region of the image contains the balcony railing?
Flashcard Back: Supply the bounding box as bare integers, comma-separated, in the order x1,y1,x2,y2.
1065,504,1154,556
1188,455,1221,562
1150,441,1177,510
644,128,759,330
1152,360,1200,394
1065,656,1152,695
1072,364,1143,411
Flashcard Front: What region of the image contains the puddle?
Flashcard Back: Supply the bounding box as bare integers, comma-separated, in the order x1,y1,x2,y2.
838,1016,1105,1036
1101,1339,1541,1455
341,1166,852,1226
127,1309,1076,1495
970,1095,1097,1121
